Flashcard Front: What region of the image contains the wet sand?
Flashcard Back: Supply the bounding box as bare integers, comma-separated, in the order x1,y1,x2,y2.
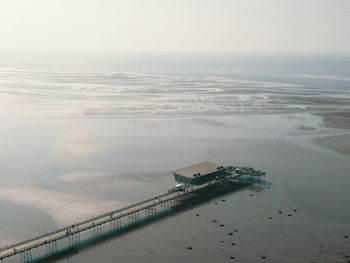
315,134,350,156
270,94,350,156
0,184,131,229
0,57,350,263
316,110,350,130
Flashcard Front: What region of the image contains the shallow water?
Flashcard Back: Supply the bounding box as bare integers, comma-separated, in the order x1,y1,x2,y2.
0,54,349,262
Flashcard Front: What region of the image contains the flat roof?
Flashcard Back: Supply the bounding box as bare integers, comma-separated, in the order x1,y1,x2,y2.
173,161,222,179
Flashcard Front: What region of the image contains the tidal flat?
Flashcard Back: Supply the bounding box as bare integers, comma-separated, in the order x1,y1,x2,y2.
0,55,349,262
315,134,350,156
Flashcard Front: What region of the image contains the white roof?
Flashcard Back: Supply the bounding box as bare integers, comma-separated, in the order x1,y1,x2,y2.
173,161,222,179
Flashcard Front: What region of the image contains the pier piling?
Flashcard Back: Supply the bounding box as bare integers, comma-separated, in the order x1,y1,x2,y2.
0,165,266,263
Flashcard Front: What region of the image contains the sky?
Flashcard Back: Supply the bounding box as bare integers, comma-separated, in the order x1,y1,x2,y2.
0,0,350,54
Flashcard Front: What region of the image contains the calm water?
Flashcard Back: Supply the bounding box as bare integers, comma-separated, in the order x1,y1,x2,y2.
0,54,349,262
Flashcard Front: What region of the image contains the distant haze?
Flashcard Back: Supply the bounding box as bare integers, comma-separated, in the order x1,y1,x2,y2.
0,0,350,54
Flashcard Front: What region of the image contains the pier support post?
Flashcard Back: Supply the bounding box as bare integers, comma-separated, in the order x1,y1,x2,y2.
27,249,32,263
161,200,170,209
117,217,121,228
69,232,80,248
45,242,49,256
90,225,102,239
109,213,115,230
20,252,25,263
110,219,115,230
21,249,32,263
110,217,122,231
46,241,57,257
128,211,140,224
145,205,156,216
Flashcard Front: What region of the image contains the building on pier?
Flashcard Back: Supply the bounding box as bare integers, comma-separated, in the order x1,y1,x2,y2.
173,161,226,185
0,161,267,263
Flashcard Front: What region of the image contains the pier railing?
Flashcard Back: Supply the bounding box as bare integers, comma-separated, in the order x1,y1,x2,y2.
0,166,266,263
0,190,176,253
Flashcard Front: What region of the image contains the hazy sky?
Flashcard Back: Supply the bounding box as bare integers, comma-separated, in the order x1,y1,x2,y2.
0,0,349,54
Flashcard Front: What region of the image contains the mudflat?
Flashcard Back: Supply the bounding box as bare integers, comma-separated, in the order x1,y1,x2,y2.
315,134,350,155
316,110,350,129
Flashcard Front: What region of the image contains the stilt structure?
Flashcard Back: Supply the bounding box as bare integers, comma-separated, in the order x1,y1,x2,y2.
0,163,266,263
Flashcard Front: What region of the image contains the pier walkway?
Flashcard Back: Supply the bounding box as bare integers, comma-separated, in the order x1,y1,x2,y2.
0,166,266,263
